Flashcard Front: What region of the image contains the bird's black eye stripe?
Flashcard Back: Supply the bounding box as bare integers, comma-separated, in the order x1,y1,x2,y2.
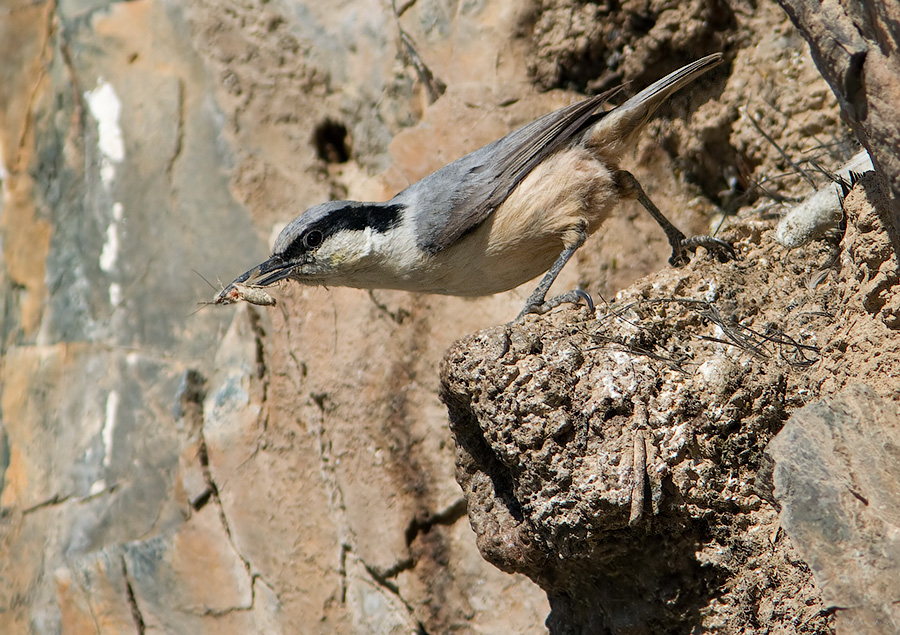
281,203,404,260
281,239,306,262
362,204,404,234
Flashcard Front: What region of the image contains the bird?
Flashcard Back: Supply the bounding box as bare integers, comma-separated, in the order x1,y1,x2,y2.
219,53,733,319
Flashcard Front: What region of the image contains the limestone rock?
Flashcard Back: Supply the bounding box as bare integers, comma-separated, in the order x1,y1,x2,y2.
2,0,896,633
777,0,900,224
770,386,900,635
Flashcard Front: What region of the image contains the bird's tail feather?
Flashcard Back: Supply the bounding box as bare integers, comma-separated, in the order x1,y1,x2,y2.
586,53,723,158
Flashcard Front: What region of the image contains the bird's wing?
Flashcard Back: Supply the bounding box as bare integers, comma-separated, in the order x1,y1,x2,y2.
407,54,722,255
408,88,618,254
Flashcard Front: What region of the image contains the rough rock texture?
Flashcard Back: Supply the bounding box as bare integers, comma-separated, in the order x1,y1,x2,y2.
441,174,900,632
777,0,900,223
1,0,897,634
0,1,548,633
770,386,900,635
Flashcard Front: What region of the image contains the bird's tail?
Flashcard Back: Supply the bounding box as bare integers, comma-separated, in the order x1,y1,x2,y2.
585,53,723,159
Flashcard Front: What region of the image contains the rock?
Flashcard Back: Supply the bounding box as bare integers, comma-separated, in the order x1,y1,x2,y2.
0,1,549,632
440,269,827,632
2,0,897,632
777,0,900,225
769,385,900,635
839,173,900,329
775,150,874,249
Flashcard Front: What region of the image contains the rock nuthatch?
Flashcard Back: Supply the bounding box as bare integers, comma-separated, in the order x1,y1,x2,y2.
221,54,733,319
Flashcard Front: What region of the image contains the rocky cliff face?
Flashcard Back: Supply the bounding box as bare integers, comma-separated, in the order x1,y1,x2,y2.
442,172,900,633
1,0,897,634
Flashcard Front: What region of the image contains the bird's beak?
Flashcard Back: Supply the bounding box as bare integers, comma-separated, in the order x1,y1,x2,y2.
232,255,295,288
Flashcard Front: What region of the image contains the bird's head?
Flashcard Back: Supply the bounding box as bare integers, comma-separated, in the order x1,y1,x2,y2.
229,200,405,290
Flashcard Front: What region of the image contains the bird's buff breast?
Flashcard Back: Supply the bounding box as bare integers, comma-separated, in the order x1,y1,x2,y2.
414,150,619,296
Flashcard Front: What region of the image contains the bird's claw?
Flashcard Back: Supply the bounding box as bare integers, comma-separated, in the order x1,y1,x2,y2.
517,289,594,321
669,235,736,267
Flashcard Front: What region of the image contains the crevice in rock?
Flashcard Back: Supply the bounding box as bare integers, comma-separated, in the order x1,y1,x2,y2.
165,78,185,196
196,430,269,600
246,306,268,383
22,483,120,515
393,0,417,19
338,542,349,604
247,306,270,431
363,556,415,584
177,369,214,514
367,289,411,324
397,28,446,104
188,363,275,610
193,573,278,618
56,17,85,134
189,486,214,511
22,493,71,514
361,559,429,635
80,483,120,503
176,369,207,434
83,584,102,635
12,0,55,165
404,497,467,546
120,555,146,635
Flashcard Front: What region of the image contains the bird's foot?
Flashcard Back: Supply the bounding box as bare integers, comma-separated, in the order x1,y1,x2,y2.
516,289,594,321
669,235,736,267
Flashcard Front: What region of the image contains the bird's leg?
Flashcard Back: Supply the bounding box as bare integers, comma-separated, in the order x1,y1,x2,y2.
615,170,735,266
516,225,594,320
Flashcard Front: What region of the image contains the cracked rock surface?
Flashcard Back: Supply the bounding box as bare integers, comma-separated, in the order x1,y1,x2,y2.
1,1,550,632
2,0,898,634
442,173,900,632
770,385,900,635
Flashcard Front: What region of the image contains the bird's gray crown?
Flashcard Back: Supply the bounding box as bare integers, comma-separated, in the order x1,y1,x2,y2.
273,200,405,261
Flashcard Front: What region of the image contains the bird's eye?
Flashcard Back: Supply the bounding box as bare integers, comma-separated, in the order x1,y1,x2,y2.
303,230,324,249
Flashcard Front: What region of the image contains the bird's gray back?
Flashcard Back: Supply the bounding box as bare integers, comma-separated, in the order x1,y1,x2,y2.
394,93,615,255
393,54,722,256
